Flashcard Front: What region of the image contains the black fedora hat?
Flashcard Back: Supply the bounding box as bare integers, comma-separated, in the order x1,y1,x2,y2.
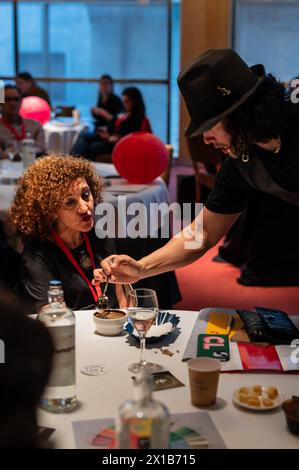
178,48,265,137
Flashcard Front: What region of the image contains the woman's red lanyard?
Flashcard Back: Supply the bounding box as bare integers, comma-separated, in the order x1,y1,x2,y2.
0,118,26,141
51,230,102,303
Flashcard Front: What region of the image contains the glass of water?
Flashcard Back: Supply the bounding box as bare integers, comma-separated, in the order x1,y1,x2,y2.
127,288,161,374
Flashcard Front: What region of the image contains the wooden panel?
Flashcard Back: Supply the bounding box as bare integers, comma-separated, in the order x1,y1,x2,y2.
178,0,232,163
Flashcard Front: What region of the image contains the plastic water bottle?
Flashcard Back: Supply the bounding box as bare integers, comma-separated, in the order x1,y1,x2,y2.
37,280,77,413
21,130,36,169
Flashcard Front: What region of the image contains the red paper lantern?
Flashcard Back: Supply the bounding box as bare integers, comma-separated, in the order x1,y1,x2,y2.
20,96,51,125
112,132,169,184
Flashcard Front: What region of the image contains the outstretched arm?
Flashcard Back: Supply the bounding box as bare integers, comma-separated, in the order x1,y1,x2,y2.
93,207,240,284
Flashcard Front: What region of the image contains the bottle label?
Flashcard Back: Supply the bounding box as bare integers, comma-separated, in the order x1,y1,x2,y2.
48,325,75,387
128,418,153,449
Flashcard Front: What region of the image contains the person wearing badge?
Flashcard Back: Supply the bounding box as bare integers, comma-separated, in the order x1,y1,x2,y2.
10,154,123,312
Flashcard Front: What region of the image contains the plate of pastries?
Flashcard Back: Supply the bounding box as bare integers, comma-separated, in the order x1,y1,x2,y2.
233,385,283,411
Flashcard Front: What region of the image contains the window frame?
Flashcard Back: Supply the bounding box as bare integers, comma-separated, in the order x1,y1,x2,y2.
1,0,173,142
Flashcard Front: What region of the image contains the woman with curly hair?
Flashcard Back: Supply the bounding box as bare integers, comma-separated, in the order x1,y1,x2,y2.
10,154,119,312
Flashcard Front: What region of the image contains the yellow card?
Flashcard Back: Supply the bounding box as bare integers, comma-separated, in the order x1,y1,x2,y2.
206,311,243,339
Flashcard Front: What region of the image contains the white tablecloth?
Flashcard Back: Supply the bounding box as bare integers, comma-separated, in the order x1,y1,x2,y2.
38,309,299,449
44,121,86,154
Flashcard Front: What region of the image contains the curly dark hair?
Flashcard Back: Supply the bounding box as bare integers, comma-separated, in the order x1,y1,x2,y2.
223,74,286,155
10,154,104,241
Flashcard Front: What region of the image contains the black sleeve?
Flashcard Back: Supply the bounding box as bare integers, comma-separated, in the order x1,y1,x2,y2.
205,157,253,214
108,95,123,116
19,244,59,313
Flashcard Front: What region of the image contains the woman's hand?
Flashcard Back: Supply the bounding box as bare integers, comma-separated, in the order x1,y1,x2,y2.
91,106,105,117
93,255,143,285
91,107,113,121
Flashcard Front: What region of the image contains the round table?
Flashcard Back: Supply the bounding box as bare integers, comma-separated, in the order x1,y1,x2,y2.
38,309,299,449
44,121,86,154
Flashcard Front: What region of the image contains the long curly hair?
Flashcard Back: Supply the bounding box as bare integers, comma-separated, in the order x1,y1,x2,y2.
10,154,104,241
223,74,286,156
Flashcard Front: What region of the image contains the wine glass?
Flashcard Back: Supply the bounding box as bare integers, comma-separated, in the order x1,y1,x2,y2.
127,288,162,373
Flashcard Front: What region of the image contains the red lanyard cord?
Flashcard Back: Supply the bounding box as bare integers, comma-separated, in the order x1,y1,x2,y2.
0,117,26,142
51,230,102,303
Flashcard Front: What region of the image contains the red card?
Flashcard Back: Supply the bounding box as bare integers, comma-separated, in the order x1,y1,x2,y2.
238,342,282,371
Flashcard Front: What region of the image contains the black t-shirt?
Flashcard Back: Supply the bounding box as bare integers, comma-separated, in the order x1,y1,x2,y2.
18,229,117,313
205,101,299,214
92,93,123,127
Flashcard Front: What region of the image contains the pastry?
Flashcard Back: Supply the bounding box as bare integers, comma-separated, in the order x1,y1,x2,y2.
239,387,249,395
253,385,262,395
247,397,261,407
263,398,274,407
267,386,278,399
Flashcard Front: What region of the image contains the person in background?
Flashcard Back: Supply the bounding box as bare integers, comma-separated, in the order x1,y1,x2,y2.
72,86,150,159
91,74,123,128
16,72,51,107
71,75,123,158
0,285,53,449
0,85,45,159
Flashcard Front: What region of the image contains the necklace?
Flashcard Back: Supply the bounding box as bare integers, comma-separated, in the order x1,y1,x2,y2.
73,246,93,270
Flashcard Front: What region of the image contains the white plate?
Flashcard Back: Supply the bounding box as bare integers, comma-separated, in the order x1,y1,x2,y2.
233,386,283,411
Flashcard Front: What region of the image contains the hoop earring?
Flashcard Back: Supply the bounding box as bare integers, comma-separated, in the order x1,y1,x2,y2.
241,153,250,163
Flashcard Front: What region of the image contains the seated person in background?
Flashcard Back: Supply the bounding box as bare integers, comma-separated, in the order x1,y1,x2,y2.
0,85,45,159
72,86,151,159
16,72,51,107
91,74,123,127
0,285,53,449
71,74,122,158
10,154,124,312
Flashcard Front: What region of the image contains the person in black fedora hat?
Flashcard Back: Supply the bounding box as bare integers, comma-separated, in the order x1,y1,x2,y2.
94,48,299,289
178,48,266,138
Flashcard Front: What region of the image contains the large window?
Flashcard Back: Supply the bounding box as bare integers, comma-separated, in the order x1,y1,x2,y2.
0,0,181,150
0,1,14,76
234,0,299,82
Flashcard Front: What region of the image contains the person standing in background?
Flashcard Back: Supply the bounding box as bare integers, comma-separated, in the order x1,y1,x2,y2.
16,72,51,107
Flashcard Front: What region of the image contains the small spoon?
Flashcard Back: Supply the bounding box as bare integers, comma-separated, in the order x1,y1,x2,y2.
96,257,117,310
96,279,110,311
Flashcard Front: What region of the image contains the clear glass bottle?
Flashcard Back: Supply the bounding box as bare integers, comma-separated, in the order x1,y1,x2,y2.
21,130,35,169
37,280,77,413
116,369,170,449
